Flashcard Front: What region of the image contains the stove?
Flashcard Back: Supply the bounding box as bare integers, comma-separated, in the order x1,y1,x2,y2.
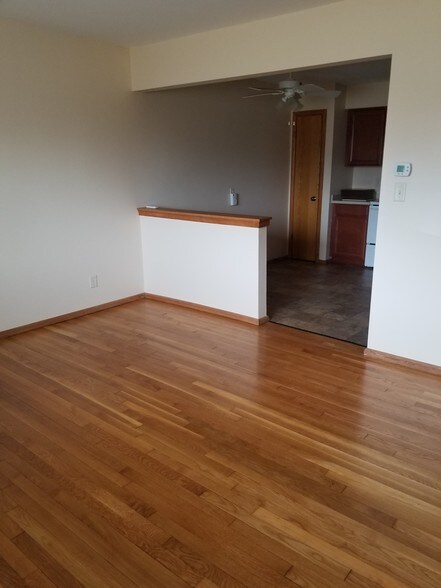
338,188,376,202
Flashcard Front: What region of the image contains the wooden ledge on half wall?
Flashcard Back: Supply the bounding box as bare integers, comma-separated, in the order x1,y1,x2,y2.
137,207,271,228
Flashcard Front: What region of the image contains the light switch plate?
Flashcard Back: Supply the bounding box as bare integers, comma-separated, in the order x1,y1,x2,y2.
394,183,406,202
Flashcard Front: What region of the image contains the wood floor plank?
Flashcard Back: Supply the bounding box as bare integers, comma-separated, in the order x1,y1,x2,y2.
0,530,36,579
23,569,59,588
0,514,23,541
13,532,85,588
0,553,28,588
7,504,138,588
148,511,295,588
252,508,409,588
6,476,186,588
0,299,440,587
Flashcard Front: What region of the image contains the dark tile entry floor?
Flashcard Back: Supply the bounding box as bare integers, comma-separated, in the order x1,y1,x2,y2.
267,259,373,346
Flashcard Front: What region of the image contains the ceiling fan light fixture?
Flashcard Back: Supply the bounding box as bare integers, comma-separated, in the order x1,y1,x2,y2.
281,95,303,111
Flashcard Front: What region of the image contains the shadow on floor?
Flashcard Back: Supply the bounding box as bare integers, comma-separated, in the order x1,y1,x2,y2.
267,259,373,346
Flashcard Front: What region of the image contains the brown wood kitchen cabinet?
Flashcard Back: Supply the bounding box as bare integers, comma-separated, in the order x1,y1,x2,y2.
330,204,369,266
346,107,387,166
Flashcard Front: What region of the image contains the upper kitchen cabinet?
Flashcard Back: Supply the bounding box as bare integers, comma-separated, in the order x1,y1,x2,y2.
345,107,387,166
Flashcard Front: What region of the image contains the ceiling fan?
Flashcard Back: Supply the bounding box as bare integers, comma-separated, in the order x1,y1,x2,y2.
243,77,340,110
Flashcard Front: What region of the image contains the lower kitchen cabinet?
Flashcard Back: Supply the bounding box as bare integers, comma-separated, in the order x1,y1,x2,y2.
330,204,368,266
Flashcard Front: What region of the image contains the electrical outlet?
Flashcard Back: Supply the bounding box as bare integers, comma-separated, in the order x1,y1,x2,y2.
229,188,238,206
89,275,98,288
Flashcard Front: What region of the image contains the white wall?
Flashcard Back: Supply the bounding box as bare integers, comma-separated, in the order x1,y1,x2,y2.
130,0,441,367
352,168,383,195
345,81,389,109
0,19,145,331
330,87,354,196
140,217,267,319
133,81,290,260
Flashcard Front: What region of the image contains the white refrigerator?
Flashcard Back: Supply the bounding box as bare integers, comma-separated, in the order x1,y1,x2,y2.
365,203,379,267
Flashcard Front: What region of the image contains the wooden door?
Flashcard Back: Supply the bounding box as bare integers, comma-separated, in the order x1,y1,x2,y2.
290,110,326,261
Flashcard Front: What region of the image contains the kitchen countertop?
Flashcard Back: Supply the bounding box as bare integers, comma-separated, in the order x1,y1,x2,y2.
332,200,375,205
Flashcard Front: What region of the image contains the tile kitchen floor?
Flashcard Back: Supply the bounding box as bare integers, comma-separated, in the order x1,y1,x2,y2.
267,258,373,346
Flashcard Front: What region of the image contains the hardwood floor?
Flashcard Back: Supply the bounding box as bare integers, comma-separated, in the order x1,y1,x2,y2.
0,299,440,588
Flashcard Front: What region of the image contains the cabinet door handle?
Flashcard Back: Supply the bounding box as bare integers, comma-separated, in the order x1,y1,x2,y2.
310,196,317,202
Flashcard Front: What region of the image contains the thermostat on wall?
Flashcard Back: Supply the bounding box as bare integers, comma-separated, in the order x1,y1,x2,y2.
394,162,412,177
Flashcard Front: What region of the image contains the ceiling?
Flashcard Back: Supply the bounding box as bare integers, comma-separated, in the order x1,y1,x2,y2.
260,58,392,87
0,0,343,46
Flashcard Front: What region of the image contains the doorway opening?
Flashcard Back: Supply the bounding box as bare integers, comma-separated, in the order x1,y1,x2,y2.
267,58,390,346
131,55,390,346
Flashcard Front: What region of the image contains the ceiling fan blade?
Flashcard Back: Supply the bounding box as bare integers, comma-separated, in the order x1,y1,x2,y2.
243,77,340,108
248,86,279,92
301,84,341,98
242,92,283,98
300,83,325,93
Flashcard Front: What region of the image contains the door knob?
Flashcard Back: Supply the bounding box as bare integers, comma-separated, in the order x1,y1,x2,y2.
310,196,317,202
